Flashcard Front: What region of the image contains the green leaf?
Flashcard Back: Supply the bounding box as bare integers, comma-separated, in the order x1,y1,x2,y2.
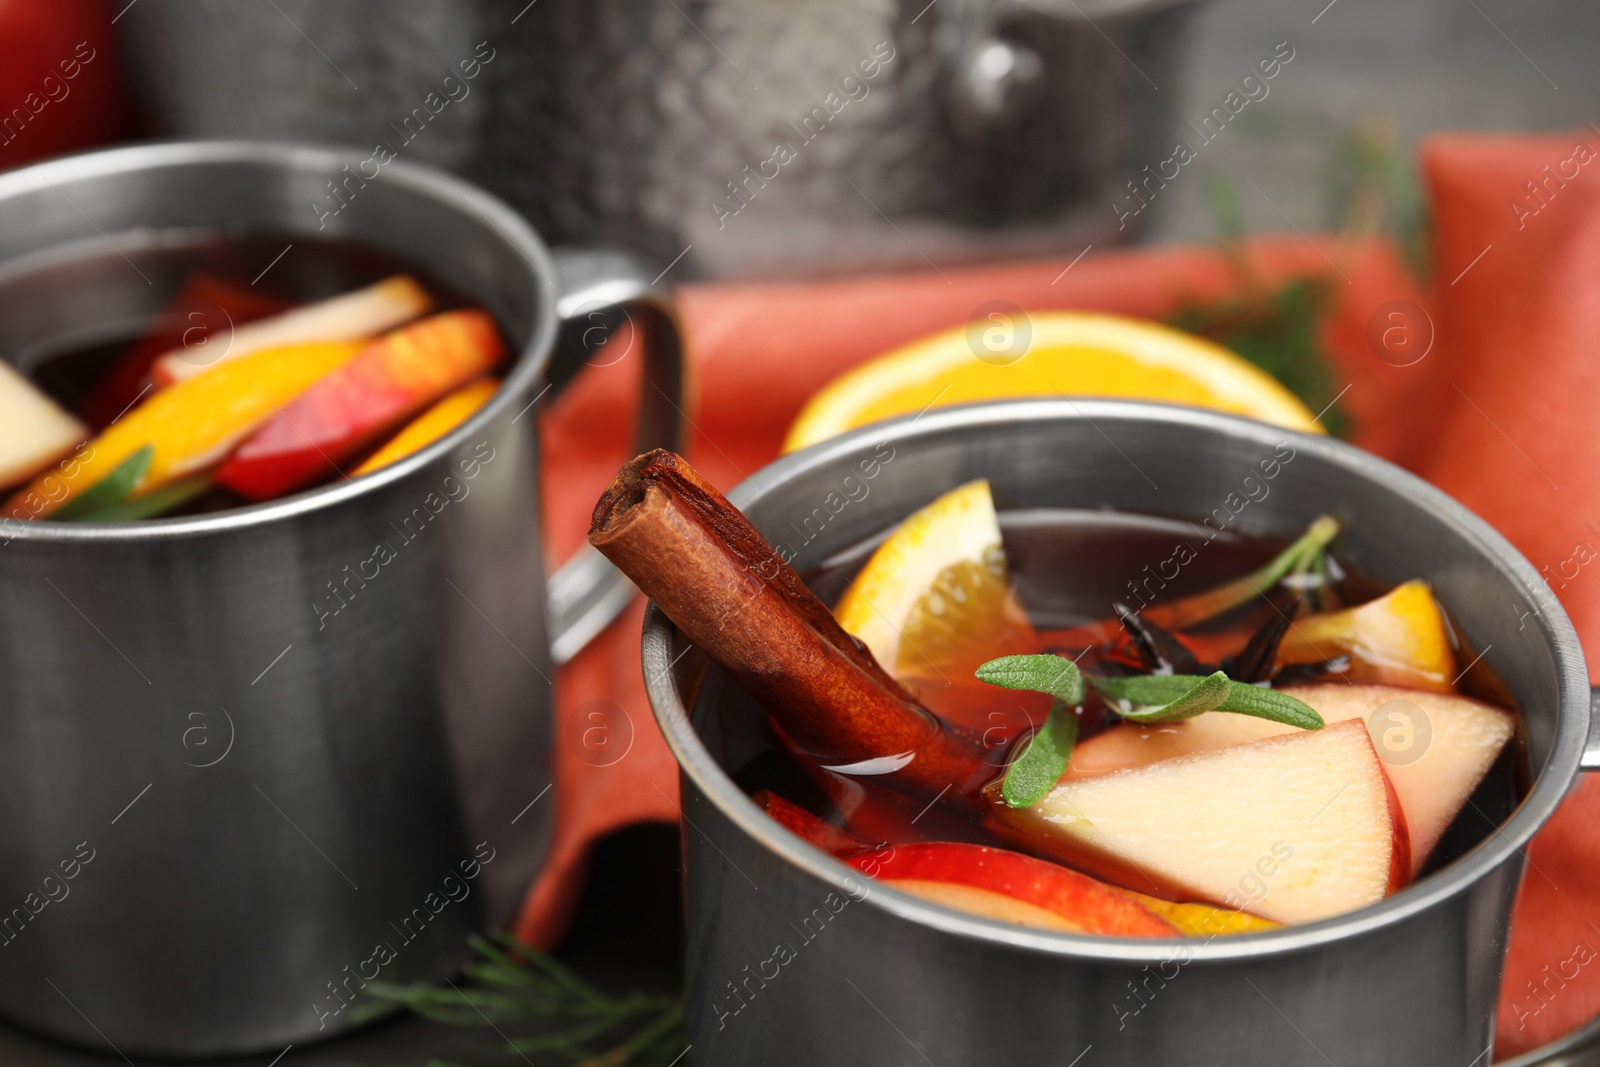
975,653,1085,705
71,476,211,523
52,445,153,521
1000,698,1078,809
1212,682,1325,730
1092,671,1232,723
1090,672,1324,730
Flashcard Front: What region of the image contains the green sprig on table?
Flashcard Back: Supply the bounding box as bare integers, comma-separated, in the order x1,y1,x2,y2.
359,933,684,1067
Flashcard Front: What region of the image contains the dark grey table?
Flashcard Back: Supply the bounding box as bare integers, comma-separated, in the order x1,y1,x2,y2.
0,827,683,1067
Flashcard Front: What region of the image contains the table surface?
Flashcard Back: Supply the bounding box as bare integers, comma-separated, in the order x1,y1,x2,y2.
0,826,685,1067
4,0,1591,1062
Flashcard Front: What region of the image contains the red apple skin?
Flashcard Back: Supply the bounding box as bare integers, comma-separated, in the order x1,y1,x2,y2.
755,792,1176,936
754,791,876,855
845,841,1177,937
214,310,504,500
1381,766,1411,895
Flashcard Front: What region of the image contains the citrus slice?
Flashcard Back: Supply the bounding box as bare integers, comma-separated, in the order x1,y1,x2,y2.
1278,580,1456,691
784,312,1320,452
834,479,1032,678
1120,889,1282,937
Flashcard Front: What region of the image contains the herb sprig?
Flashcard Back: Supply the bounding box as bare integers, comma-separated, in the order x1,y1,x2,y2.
1091,672,1324,730
976,656,1323,809
358,933,685,1067
52,445,152,521
1142,514,1339,631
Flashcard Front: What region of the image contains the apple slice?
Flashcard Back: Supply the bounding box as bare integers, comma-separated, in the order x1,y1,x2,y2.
887,880,1087,933
1066,684,1512,875
151,275,433,385
214,310,505,500
843,841,1177,936
4,341,363,518
0,362,87,490
755,792,1177,937
754,790,877,855
352,377,498,476
1021,720,1406,925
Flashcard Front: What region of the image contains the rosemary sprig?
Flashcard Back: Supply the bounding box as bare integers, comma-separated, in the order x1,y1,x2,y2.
1167,275,1345,437
361,933,685,1067
1141,515,1339,631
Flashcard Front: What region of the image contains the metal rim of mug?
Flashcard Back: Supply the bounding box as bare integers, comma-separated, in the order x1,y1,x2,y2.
1503,1012,1600,1067
0,140,561,544
642,397,1592,965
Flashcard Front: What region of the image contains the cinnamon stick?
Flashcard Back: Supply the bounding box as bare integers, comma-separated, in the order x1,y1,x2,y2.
590,450,990,800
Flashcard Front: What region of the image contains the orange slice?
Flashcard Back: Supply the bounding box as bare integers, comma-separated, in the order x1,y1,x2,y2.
1278,580,1456,691
5,341,363,518
354,377,498,476
1120,890,1282,937
785,312,1320,452
834,479,1031,679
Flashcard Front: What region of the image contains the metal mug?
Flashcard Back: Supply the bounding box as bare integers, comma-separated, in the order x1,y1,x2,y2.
115,0,1198,280
641,399,1600,1066
0,142,682,1056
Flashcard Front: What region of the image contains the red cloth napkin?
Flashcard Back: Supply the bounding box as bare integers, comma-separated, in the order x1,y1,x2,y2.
518,130,1600,1058
1419,132,1600,1057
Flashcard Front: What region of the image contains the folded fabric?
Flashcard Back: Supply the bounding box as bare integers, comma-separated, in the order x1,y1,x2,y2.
1418,132,1600,1058
519,129,1600,1059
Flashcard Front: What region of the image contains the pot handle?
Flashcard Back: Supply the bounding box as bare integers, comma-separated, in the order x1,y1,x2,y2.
1584,687,1600,771
542,246,686,664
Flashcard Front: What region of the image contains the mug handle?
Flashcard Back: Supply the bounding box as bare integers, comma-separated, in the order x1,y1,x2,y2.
1584,687,1600,771
542,246,686,664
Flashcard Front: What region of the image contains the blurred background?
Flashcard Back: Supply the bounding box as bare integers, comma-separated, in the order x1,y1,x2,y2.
8,0,1593,277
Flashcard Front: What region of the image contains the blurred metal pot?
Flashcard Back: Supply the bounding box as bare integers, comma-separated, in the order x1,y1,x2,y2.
117,0,1199,279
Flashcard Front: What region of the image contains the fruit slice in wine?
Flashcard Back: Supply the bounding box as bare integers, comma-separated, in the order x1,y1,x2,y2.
0,361,86,490
1277,580,1456,690
843,841,1178,937
1064,684,1512,875
834,479,1032,678
1023,720,1407,925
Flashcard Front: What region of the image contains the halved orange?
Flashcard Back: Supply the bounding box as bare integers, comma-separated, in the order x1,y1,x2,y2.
784,312,1321,452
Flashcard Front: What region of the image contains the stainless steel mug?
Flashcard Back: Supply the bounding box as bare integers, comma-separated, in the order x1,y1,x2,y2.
0,142,681,1056
641,399,1598,1066
115,0,1199,280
